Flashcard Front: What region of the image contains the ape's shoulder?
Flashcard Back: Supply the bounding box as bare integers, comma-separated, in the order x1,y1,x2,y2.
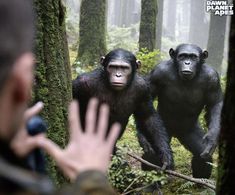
201,64,220,85
134,74,151,95
147,60,173,84
149,60,172,78
73,68,103,89
72,68,104,99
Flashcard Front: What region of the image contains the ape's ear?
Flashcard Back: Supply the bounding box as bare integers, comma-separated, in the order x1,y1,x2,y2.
136,60,141,69
202,50,208,59
169,48,175,59
100,56,105,66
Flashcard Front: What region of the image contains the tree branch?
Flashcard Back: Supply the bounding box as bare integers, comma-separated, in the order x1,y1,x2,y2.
127,152,216,191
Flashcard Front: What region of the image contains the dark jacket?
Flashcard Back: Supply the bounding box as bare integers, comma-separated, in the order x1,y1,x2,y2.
0,140,116,195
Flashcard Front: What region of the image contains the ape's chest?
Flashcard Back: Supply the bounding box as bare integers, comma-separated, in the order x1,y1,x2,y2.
161,84,205,106
94,92,137,119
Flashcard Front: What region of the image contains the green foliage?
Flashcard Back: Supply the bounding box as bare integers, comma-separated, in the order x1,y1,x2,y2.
220,76,227,93
108,117,167,194
136,48,162,75
108,145,167,193
107,24,139,52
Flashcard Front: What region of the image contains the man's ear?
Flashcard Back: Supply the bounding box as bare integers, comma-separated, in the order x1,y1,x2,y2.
136,60,141,69
169,48,175,59
12,53,34,104
202,50,208,59
100,56,105,66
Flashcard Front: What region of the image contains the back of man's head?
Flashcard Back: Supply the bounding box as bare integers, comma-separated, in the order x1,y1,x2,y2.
0,0,34,92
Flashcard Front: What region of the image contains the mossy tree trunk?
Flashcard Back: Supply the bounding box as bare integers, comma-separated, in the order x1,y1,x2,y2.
33,0,72,185
77,0,107,66
139,0,157,51
216,15,235,195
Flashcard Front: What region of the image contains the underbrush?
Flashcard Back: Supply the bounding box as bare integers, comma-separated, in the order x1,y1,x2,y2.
108,116,217,194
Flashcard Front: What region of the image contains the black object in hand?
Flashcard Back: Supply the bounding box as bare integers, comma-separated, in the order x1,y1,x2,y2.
27,116,47,136
26,116,47,174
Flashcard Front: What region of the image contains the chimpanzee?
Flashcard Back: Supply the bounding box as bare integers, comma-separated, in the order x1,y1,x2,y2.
139,44,223,178
72,48,173,169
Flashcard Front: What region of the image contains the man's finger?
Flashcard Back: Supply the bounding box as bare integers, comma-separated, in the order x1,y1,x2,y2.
38,137,62,161
97,104,109,138
69,101,82,141
10,133,45,157
107,123,121,147
85,98,98,134
24,102,44,121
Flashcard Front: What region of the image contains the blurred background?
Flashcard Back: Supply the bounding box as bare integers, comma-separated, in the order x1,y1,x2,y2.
63,0,230,75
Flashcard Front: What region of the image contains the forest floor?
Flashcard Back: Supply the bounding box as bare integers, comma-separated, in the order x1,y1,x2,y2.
117,125,217,195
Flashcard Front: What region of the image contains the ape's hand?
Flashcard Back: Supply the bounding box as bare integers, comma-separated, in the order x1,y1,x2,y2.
161,151,174,170
201,133,217,159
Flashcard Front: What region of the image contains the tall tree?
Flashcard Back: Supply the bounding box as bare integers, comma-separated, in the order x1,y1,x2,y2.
139,0,158,51
33,0,72,185
108,0,140,27
165,0,176,41
189,0,209,48
77,0,107,66
207,14,227,74
156,0,163,50
216,14,235,195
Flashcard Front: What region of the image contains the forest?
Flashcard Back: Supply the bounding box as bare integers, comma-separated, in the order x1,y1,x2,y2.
32,0,235,194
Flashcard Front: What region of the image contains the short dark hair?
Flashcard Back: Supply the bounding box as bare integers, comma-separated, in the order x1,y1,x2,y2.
0,0,34,92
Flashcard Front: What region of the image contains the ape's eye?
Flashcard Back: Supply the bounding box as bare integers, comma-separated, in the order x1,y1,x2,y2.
190,55,198,60
108,65,116,69
178,54,186,60
122,66,130,70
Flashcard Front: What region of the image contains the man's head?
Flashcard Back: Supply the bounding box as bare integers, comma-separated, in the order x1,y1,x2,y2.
0,0,35,140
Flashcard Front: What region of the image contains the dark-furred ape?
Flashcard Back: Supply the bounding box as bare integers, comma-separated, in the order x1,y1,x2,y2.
140,44,223,178
73,48,173,169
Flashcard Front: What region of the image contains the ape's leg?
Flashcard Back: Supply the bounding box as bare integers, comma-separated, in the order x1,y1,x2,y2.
137,132,172,171
178,126,212,178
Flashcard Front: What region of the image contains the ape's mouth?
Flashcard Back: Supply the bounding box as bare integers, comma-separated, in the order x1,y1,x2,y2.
112,82,125,86
182,71,193,75
181,71,194,80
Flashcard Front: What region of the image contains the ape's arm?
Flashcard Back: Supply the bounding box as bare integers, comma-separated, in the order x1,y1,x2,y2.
147,63,167,99
201,72,223,158
133,89,173,169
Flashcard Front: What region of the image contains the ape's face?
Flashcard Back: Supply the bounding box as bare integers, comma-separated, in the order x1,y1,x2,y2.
101,48,141,91
106,59,132,90
169,44,208,81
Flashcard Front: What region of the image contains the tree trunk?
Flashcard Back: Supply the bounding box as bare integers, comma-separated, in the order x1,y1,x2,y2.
189,0,209,48
165,0,176,41
139,0,158,51
156,0,163,50
77,0,107,66
207,14,227,74
33,0,72,185
216,14,235,195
